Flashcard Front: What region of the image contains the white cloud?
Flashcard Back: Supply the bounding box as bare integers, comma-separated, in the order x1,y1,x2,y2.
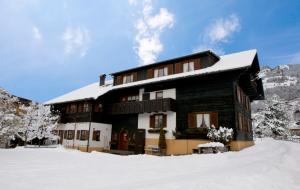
128,0,137,6
32,26,42,41
207,14,240,43
134,0,174,65
62,27,90,57
194,14,241,54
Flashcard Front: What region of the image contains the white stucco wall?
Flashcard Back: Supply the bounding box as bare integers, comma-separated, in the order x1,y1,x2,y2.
57,122,111,150
138,111,176,140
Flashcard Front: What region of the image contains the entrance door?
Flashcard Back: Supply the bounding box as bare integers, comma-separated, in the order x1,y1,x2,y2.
135,129,145,154
118,129,128,150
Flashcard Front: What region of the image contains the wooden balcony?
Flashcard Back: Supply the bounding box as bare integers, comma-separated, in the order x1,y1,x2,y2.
109,98,176,115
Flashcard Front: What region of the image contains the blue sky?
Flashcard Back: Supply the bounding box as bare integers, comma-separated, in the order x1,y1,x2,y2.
0,0,299,102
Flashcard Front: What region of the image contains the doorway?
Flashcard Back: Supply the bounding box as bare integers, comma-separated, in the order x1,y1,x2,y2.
118,129,128,150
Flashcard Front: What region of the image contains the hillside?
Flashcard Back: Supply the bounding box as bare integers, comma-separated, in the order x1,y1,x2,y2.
252,64,300,137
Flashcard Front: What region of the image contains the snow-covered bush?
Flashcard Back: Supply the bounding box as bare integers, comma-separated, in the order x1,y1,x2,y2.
207,125,233,144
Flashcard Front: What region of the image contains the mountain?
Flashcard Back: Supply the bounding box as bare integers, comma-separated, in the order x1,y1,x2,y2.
252,64,300,137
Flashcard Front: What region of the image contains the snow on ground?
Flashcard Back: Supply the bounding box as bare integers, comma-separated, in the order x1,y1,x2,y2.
0,138,299,190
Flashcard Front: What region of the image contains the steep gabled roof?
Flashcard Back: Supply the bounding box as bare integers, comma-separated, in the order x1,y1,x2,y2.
45,49,257,105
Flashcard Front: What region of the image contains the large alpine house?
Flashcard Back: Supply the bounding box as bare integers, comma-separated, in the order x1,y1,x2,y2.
46,49,264,155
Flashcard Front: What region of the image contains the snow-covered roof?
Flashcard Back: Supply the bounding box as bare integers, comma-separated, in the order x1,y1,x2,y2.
113,49,257,90
44,81,113,105
45,49,257,105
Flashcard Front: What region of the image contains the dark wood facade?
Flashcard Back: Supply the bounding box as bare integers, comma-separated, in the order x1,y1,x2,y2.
51,50,264,152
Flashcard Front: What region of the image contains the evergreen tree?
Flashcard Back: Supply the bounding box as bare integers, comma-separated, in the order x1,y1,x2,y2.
158,127,166,155
252,94,290,138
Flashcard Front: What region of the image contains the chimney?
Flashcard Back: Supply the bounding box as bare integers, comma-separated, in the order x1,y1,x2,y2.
99,74,106,86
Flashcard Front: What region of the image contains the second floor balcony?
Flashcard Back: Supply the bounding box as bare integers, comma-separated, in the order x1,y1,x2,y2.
109,98,176,115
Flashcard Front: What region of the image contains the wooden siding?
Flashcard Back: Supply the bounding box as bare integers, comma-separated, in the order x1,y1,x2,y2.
109,98,176,115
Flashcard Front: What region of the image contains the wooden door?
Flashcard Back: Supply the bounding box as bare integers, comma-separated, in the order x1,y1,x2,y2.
134,129,145,154
118,130,129,150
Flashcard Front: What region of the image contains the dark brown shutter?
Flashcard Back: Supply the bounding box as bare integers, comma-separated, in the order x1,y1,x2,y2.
163,114,167,128
147,69,154,79
175,62,183,73
133,72,138,81
194,58,201,70
150,115,155,128
167,64,173,75
210,112,218,128
188,113,196,128
116,75,122,85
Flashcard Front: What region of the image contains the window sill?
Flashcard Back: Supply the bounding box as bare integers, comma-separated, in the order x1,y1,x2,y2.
148,128,167,134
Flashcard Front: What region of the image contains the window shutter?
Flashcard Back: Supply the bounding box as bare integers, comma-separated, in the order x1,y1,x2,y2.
194,58,201,70
167,64,173,75
147,69,154,79
163,114,167,128
133,72,138,81
175,62,182,73
150,115,155,128
188,113,196,128
116,75,122,85
210,112,218,128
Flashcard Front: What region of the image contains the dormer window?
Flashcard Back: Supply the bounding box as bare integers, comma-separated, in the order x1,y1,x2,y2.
183,62,194,72
154,67,168,78
123,74,133,84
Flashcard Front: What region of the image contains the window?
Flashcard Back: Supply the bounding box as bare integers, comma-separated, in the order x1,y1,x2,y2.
63,130,68,139
123,74,133,84
154,67,168,78
83,103,90,112
238,113,243,131
94,103,103,112
183,62,194,72
196,113,210,128
80,130,89,141
142,92,150,101
78,103,83,113
156,91,163,99
66,130,75,140
92,130,100,141
66,105,70,113
70,104,77,113
128,95,139,102
188,112,217,128
150,114,167,128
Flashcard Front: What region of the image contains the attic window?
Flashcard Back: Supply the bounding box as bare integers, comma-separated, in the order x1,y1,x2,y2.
183,62,194,72
123,74,133,84
154,67,168,78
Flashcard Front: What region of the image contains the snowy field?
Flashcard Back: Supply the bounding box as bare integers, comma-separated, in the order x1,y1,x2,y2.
0,139,299,190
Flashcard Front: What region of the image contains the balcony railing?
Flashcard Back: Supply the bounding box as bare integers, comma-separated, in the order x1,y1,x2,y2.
109,98,176,115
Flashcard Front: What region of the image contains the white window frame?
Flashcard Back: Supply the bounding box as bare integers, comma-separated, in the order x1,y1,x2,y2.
183,62,194,72
196,113,210,128
154,115,163,128
123,74,133,84
154,67,168,78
